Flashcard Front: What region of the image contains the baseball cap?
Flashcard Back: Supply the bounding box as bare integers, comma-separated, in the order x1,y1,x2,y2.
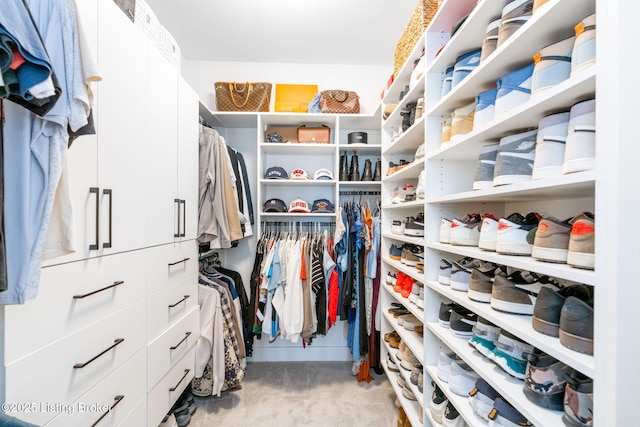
264,166,288,179
290,168,311,180
288,198,310,213
313,168,334,180
263,198,288,212
311,199,335,213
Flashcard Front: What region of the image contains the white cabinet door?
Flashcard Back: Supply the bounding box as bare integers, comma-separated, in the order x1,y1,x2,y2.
177,78,200,242
95,0,149,254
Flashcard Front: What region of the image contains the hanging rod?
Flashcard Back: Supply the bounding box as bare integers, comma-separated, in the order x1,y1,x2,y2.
338,191,381,196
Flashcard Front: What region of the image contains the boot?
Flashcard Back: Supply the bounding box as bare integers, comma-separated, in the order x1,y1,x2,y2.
361,159,373,181
373,158,382,181
340,151,349,181
349,153,359,181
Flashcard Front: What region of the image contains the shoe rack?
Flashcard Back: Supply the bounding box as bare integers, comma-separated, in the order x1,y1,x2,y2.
419,0,597,426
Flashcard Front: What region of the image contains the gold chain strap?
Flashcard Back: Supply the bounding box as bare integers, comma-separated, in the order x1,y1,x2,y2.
229,82,253,108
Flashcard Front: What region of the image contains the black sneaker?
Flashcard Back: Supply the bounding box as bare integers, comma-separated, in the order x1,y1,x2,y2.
442,401,463,426
438,302,457,328
559,296,594,355
404,212,425,237
449,306,478,339
532,284,592,337
429,382,448,424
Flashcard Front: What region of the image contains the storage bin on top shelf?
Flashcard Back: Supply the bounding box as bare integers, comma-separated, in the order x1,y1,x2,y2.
394,0,440,76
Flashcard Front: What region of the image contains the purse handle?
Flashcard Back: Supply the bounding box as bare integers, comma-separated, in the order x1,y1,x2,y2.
229,82,252,108
330,90,350,103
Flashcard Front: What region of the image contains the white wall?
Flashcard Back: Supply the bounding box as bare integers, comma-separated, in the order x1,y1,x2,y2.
182,59,392,115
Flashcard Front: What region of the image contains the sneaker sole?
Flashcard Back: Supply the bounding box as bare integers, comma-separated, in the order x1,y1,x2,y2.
469,395,494,421
496,241,533,256
492,354,526,379
403,229,425,237
491,298,534,315
449,329,474,339
469,339,495,359
438,275,451,285
562,157,595,174
559,329,594,355
532,245,568,263
531,316,560,337
389,254,402,261
567,251,595,270
448,377,477,396
467,289,492,303
450,237,480,246
450,281,470,292
532,165,563,180
493,174,533,186
478,239,497,251
401,259,419,267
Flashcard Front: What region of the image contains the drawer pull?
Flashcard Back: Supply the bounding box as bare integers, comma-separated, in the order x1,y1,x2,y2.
169,369,190,392
168,257,190,267
168,295,190,309
74,338,124,369
73,281,124,299
170,332,192,350
90,395,124,427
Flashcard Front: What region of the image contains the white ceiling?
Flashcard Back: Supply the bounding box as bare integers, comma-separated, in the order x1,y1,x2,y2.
144,0,419,66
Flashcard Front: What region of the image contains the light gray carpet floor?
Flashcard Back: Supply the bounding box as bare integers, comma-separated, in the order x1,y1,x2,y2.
188,361,398,427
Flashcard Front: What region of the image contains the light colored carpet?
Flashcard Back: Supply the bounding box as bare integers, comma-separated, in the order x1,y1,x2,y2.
187,361,398,427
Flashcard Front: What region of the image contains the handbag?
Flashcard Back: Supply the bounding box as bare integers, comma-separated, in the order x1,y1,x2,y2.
214,82,272,112
318,90,360,114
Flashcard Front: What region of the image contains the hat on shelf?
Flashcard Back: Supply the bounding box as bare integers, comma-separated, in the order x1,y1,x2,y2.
313,168,334,180
264,166,288,179
311,199,335,213
348,131,368,144
290,168,311,180
263,198,288,212
288,198,310,213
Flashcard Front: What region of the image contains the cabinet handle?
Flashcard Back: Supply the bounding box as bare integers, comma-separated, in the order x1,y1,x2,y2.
73,338,124,369
174,198,181,238
168,257,190,267
168,295,190,309
180,199,186,237
169,369,190,392
170,332,192,350
89,187,100,250
90,395,124,427
102,189,113,249
73,281,124,299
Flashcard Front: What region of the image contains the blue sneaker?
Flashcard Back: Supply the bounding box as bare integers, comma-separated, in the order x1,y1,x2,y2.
494,63,535,117
469,378,501,421
389,244,402,261
489,397,533,426
491,330,534,379
452,48,482,89
440,65,454,98
531,36,575,96
469,316,500,359
474,87,498,130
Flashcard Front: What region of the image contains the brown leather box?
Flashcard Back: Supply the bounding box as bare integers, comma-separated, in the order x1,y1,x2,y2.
297,125,331,144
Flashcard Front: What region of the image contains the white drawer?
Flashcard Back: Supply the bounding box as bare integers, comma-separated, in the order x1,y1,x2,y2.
147,306,199,391
3,250,146,363
146,242,198,293
147,346,195,427
4,300,146,426
118,396,147,427
45,349,146,427
147,274,198,341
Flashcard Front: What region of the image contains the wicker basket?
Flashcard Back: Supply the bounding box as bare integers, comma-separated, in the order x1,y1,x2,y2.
393,0,439,77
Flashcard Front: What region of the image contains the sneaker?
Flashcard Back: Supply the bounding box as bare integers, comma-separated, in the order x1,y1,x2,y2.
473,144,499,190
439,259,453,285
385,272,397,286
563,369,594,427
571,13,597,76
451,259,497,292
469,378,501,421
496,211,541,255
474,88,498,131
389,244,402,260
523,350,570,411
488,397,533,426
531,111,571,180
415,142,426,160
567,212,595,270
468,269,495,303
490,274,548,315
531,215,573,263
404,213,425,237
401,244,421,267
452,48,482,89
442,401,465,427
402,314,421,332
480,18,502,62
387,160,411,176
494,63,535,118
447,257,477,290
416,169,426,199
400,347,421,371
469,316,501,359
440,218,452,243
479,213,513,251
532,284,592,337
491,330,534,379
493,129,537,186
531,36,575,96
391,184,416,203
387,355,400,372
441,65,455,98
401,276,415,298
450,101,476,142
437,351,463,382
562,98,596,175
441,117,453,144
430,382,448,423
410,365,422,386
391,219,405,235
559,296,594,355
450,213,482,246
449,306,478,339
393,272,406,293
497,0,535,48
402,384,417,401
449,361,480,396
438,302,457,327
532,0,550,13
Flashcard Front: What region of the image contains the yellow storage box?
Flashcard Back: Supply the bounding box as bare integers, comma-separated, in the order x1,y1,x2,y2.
275,84,318,113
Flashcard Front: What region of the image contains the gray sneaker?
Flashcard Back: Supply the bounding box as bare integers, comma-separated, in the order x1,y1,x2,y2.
468,268,495,303
491,274,549,315
559,296,594,355
473,144,499,190
532,284,592,337
493,129,537,186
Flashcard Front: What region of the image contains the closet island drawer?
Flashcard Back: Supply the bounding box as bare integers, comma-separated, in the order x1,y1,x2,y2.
147,306,199,390
147,274,198,341
45,349,146,427
148,346,195,427
3,300,146,426
146,242,198,293
2,250,146,364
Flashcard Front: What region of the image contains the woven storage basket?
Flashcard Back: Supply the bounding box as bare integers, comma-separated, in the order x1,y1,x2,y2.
393,0,439,76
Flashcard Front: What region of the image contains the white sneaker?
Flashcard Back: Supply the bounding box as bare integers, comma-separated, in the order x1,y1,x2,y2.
571,13,596,76
391,184,416,204
448,361,480,396
478,215,500,251
496,212,540,256
391,219,405,235
437,351,462,383
415,142,425,160
532,111,570,180
450,213,482,246
440,218,452,243
416,169,426,199
562,98,596,174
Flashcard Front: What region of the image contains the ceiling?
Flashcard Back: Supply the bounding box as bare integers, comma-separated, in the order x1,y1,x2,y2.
144,0,419,66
